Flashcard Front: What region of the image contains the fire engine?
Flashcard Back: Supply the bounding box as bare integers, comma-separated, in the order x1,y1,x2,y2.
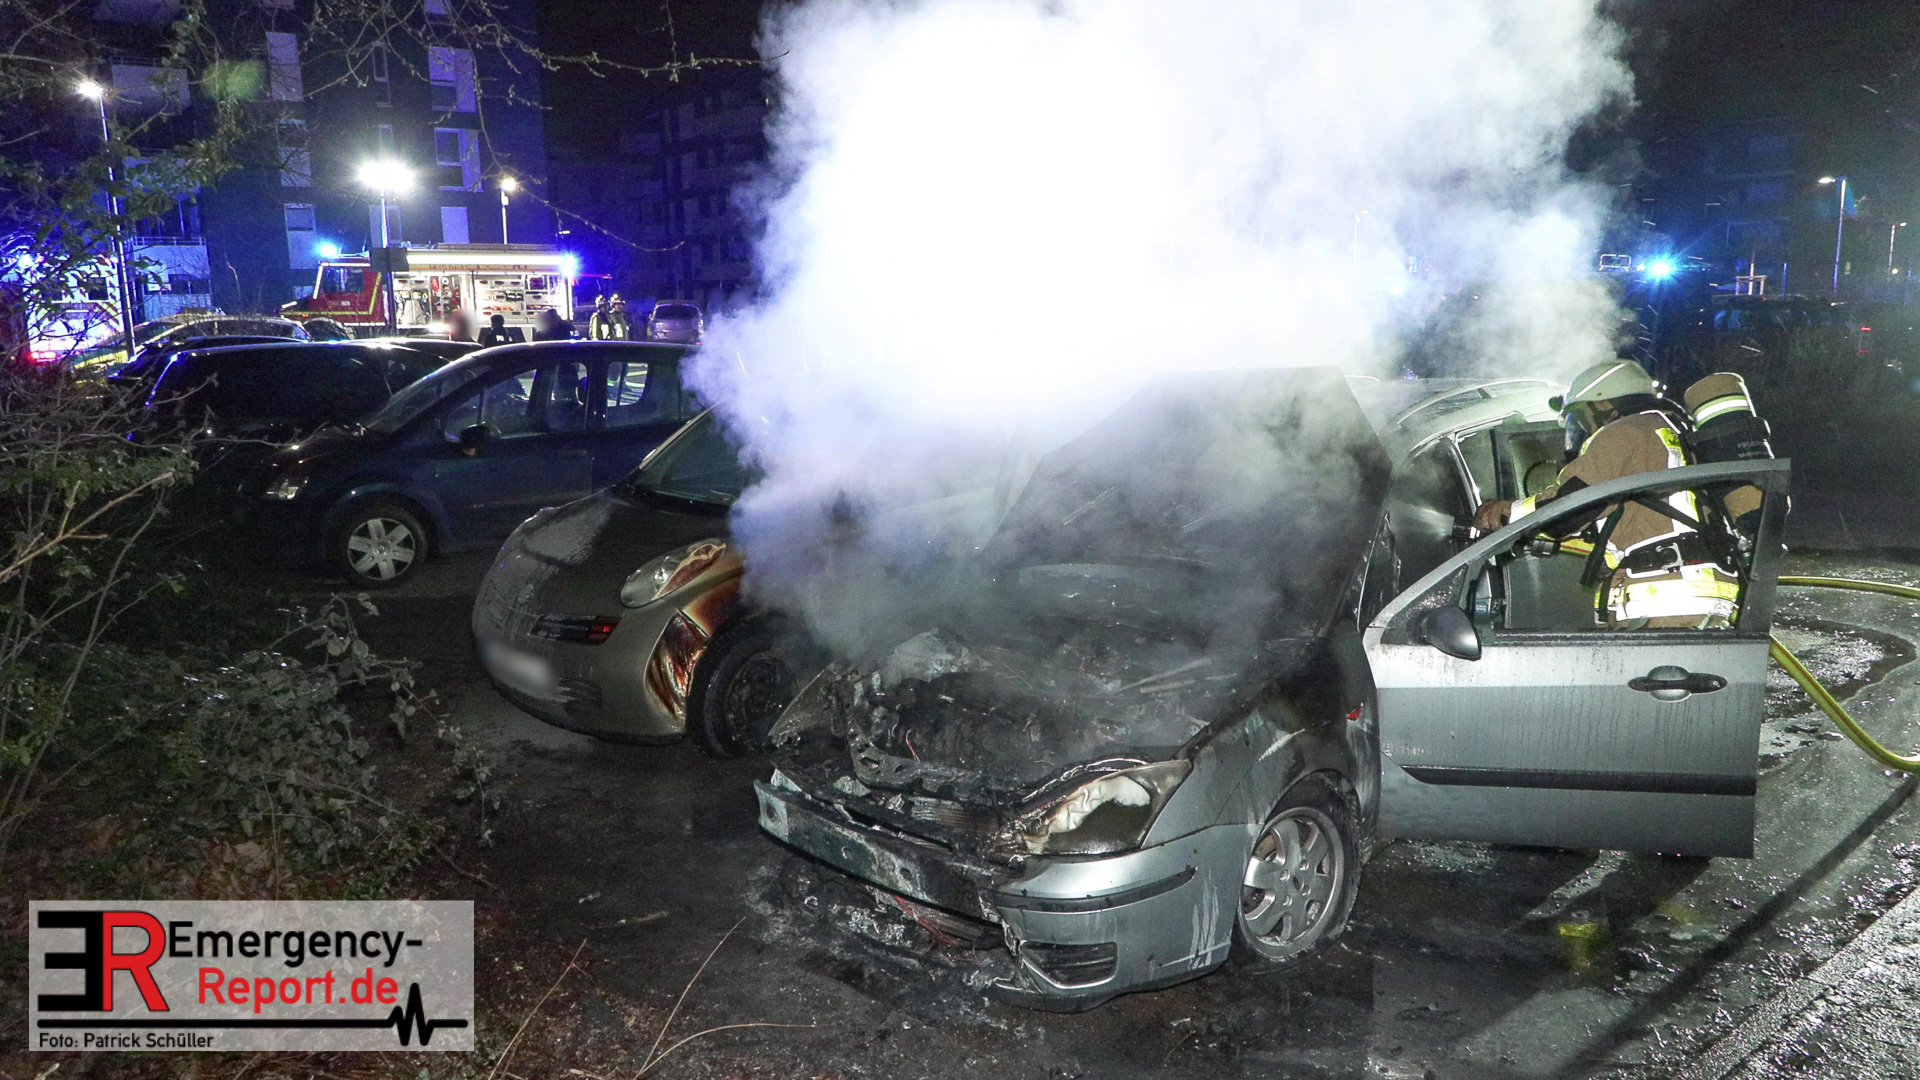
281,244,578,335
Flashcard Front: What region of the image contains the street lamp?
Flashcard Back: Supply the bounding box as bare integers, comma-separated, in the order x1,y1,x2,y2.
1890,221,1907,273
1819,175,1847,298
357,159,412,332
76,79,137,356
498,175,518,245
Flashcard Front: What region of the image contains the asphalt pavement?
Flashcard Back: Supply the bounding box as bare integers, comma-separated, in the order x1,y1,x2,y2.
349,547,1920,1080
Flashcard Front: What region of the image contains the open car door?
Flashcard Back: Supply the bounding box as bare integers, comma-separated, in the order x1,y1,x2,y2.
1363,459,1789,857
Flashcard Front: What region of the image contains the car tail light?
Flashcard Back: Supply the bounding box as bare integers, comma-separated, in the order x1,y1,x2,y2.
530,614,621,644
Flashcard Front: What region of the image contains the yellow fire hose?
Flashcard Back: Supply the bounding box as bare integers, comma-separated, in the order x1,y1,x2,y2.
1543,540,1920,771
1773,576,1920,772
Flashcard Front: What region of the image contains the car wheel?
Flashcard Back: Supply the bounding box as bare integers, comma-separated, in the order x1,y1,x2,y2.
688,618,819,758
334,500,426,588
1232,776,1360,968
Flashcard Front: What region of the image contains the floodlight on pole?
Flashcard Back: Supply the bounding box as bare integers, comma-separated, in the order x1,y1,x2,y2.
498,175,519,243
76,77,136,354
357,159,412,332
1819,175,1849,298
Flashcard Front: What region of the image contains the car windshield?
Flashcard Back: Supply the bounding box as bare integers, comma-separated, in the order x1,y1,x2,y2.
362,358,485,433
619,412,753,505
654,304,699,321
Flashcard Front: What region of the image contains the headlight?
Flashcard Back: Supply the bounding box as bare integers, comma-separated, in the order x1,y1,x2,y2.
263,471,308,500
619,539,730,608
1015,760,1192,856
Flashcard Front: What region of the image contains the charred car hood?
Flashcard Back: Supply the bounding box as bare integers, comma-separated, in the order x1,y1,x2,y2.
776,366,1390,804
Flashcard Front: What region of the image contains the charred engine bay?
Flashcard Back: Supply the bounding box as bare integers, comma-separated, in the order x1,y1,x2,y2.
777,608,1320,851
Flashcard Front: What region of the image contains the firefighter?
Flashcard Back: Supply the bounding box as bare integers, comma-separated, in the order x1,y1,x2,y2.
608,293,635,340
1471,360,1740,629
588,295,618,340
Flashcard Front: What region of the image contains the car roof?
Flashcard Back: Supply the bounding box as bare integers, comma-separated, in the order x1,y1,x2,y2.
1374,378,1559,457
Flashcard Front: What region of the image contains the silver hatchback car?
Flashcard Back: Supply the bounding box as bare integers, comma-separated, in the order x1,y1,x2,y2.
646,301,704,344
757,367,1789,1009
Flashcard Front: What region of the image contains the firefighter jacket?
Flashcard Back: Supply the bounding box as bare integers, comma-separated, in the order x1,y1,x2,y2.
1511,410,1738,627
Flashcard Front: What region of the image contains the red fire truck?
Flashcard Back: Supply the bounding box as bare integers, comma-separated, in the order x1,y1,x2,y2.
282,244,578,336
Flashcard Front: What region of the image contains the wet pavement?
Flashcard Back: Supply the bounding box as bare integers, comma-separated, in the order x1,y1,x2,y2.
349,547,1920,1079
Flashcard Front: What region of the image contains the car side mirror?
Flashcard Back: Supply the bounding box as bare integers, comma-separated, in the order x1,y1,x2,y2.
1421,606,1482,661
456,424,496,455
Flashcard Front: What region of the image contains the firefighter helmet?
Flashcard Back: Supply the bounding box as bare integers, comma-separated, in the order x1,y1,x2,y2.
1548,360,1657,413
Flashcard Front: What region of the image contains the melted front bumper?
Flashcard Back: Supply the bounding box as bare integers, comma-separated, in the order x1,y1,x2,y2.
756,769,1243,1009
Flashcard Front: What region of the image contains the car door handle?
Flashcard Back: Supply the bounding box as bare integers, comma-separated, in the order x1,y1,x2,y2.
1628,665,1728,702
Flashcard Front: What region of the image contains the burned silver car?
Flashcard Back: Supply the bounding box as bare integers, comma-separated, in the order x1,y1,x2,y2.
756,367,1789,1009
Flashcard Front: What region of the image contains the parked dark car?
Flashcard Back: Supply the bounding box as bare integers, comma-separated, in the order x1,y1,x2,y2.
146,341,454,442
302,317,355,341
67,314,311,380
470,409,825,752
758,367,1791,1010
144,340,459,502
368,336,486,367
240,340,700,586
108,335,300,400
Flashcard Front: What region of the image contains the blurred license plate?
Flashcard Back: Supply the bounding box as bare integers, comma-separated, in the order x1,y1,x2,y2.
479,640,555,696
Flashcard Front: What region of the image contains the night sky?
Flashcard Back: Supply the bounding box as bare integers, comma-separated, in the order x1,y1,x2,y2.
538,0,762,153
535,0,1920,208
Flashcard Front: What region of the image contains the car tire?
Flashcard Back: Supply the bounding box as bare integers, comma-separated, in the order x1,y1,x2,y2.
1230,775,1361,970
333,500,427,589
687,617,820,758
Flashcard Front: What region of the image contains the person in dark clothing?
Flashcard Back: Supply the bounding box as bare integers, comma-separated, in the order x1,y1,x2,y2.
477,313,511,348
531,308,571,341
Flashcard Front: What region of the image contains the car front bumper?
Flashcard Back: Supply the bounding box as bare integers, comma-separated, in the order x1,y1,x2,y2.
471,552,687,741
755,770,1243,1010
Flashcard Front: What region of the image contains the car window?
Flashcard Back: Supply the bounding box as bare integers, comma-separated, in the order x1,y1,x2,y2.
270,354,385,422
621,413,752,505
1454,429,1495,504
546,362,591,432
443,370,537,439
602,359,679,428
174,359,279,417
440,362,588,440
1384,441,1471,590
654,304,699,320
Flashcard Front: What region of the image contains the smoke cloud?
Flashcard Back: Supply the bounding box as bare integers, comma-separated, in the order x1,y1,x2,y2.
691,0,1635,653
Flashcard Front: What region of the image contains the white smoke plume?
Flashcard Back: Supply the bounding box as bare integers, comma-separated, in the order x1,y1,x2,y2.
691,0,1635,651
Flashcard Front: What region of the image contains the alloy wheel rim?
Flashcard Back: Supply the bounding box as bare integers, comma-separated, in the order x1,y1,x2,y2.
346,517,417,581
1240,806,1344,957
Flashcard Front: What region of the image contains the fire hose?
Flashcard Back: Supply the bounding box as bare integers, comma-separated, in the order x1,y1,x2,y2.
1771,576,1920,772
1544,540,1920,771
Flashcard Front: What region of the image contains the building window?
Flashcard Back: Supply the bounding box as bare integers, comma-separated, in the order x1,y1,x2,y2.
423,0,448,16
371,43,391,107
266,32,303,101
434,128,480,191
428,46,476,113
259,0,292,10
377,123,395,155
440,206,470,245
284,203,317,269
277,119,311,187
